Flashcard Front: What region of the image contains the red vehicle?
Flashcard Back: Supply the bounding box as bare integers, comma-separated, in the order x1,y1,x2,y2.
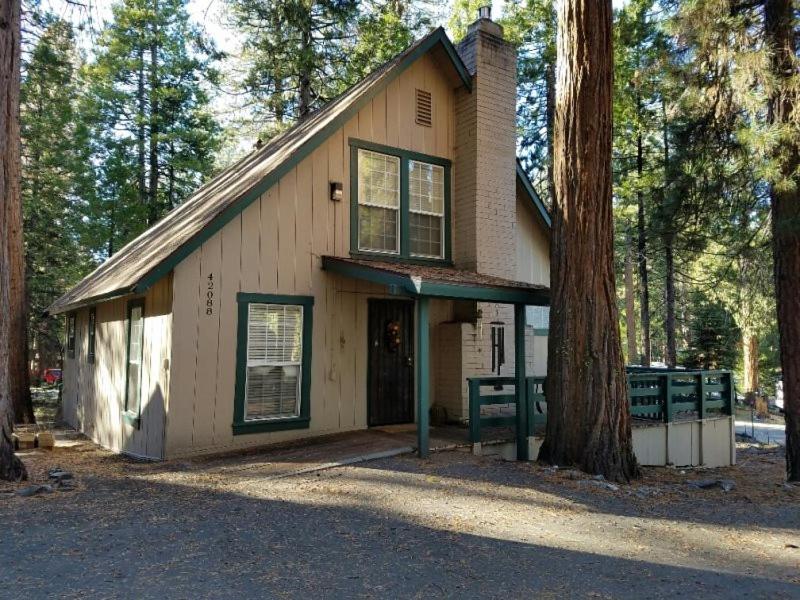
43,368,62,385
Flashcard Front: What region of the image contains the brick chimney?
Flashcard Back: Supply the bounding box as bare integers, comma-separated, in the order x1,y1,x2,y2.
453,6,517,280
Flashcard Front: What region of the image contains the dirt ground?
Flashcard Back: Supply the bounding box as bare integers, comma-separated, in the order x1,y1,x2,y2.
1,437,799,599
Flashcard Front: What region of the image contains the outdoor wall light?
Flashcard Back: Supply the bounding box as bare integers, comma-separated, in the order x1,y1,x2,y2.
330,181,343,201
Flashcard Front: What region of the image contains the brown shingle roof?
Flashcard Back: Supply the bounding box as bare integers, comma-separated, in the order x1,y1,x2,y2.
49,28,471,314
321,256,549,305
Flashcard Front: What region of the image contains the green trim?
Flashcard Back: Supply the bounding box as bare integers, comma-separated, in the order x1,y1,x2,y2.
233,292,315,435
321,256,550,305
349,138,452,263
49,288,131,316
66,313,76,359
516,160,551,230
416,297,430,458
87,307,96,364
531,328,549,337
348,252,454,268
131,29,470,295
350,138,453,167
514,304,529,460
417,282,548,305
123,298,145,429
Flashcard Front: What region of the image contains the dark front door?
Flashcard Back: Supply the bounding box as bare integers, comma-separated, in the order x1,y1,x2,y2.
368,299,414,426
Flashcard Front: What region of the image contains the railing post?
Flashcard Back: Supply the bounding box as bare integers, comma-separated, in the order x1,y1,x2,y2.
416,296,430,458
664,374,673,423
468,379,481,445
699,372,707,420
514,304,529,460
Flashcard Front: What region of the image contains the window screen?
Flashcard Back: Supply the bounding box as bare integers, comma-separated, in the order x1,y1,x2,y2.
357,149,400,253
245,303,304,420
409,160,444,258
125,304,144,414
526,306,550,332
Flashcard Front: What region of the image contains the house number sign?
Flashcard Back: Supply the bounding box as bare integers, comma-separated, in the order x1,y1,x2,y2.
206,273,215,315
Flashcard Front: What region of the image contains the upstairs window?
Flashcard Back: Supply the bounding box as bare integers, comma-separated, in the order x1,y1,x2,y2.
357,149,400,254
351,140,450,262
409,160,445,258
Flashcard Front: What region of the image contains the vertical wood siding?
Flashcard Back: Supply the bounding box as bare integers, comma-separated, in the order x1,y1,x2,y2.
60,275,172,458
166,54,459,457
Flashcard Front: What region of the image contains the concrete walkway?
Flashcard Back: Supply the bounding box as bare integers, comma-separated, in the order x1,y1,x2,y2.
735,419,786,446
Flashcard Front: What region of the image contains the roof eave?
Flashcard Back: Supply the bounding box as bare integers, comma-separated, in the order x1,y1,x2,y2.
516,160,552,231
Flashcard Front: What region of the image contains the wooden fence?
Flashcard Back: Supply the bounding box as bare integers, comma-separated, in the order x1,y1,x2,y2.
467,369,735,444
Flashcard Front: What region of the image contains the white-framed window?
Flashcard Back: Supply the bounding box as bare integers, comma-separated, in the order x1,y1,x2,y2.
244,303,304,421
526,306,550,333
357,149,401,254
125,300,145,418
409,160,445,258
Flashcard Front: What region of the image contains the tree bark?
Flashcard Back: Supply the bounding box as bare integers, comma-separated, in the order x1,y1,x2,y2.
298,8,312,120
743,332,759,393
636,106,651,366
662,98,676,369
0,0,28,481
538,0,639,482
137,46,147,207
147,0,159,225
664,231,677,368
624,230,637,363
765,0,800,481
545,61,556,206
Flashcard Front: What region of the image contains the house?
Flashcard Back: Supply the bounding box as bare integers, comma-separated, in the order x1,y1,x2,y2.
50,11,553,460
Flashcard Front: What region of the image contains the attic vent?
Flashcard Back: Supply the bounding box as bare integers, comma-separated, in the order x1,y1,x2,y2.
415,89,432,127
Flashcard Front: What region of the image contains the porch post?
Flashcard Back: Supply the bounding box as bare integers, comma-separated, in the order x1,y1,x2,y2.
417,296,430,458
514,303,529,460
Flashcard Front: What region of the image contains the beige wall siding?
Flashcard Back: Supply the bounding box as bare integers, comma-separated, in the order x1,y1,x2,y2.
166,54,457,457
61,276,172,458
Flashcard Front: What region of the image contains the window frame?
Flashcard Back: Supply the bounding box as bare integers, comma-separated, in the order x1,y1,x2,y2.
66,313,76,359
233,293,314,435
349,138,451,264
87,307,96,364
123,298,145,428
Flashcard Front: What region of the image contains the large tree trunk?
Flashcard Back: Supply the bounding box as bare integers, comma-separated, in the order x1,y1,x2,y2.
624,230,637,363
538,0,639,482
545,61,556,206
297,11,312,121
743,332,759,394
6,0,32,426
147,2,159,225
765,0,800,481
0,0,28,481
636,125,651,366
664,231,677,368
137,46,147,206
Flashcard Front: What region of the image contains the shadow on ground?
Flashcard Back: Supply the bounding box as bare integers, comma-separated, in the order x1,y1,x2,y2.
2,446,799,599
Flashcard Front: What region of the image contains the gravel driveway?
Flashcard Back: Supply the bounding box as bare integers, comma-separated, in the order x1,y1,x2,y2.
2,440,799,599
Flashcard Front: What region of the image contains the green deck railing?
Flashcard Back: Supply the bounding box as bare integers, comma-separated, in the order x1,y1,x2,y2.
467,369,735,444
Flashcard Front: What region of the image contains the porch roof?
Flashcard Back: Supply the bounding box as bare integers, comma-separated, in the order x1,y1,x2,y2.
321,256,550,305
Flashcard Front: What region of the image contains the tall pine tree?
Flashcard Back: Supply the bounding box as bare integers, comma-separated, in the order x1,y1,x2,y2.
81,0,220,256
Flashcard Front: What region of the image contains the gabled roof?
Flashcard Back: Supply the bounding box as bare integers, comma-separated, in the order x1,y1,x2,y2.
516,160,551,231
49,28,472,314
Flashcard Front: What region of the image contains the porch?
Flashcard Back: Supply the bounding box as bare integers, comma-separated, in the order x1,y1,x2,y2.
322,256,549,461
